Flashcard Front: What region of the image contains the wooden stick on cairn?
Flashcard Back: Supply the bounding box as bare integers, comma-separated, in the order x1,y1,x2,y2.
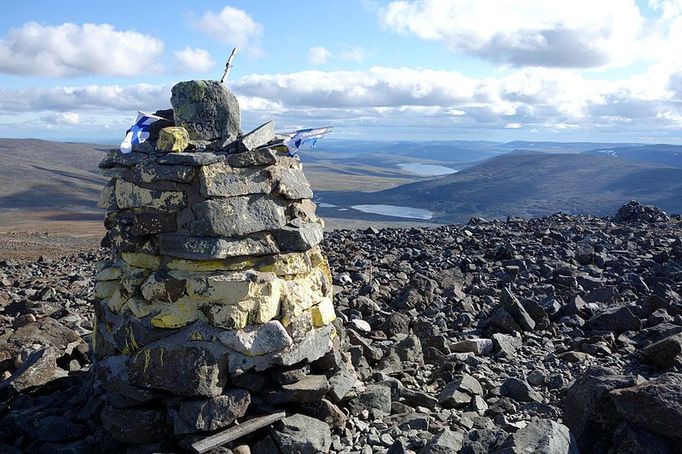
191,411,286,453
220,47,238,84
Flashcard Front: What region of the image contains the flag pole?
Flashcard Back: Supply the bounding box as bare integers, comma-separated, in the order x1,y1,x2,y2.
220,48,238,84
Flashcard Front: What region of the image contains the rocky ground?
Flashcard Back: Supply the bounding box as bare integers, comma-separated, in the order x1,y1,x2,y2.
1,201,681,453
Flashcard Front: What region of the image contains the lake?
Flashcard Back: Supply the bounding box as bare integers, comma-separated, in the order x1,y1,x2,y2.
398,163,458,176
350,204,434,220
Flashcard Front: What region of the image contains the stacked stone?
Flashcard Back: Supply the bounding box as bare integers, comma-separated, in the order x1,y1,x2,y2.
91,80,347,448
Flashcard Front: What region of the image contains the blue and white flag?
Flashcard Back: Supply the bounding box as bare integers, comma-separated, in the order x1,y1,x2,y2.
278,126,333,156
120,111,166,154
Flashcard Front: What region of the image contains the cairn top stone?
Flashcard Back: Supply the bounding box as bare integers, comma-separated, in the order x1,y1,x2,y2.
170,80,241,142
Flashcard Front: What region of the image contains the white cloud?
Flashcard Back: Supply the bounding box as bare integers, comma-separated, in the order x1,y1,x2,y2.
174,46,215,72
0,22,164,77
340,46,368,62
42,112,81,125
0,84,170,113
3,63,682,140
308,46,331,65
193,6,264,58
379,0,643,68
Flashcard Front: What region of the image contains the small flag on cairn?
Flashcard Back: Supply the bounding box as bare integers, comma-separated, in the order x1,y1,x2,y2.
119,111,167,153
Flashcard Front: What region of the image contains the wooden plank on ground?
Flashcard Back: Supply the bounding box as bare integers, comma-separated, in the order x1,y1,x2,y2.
191,411,286,453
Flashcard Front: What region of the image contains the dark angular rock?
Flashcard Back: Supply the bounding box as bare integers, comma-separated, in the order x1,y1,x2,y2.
32,416,87,442
131,212,177,236
563,367,638,452
346,384,392,418
172,388,251,434
420,428,464,453
496,418,579,454
500,378,543,403
274,222,323,252
101,405,168,444
128,339,229,397
0,347,59,394
501,287,536,331
270,414,332,454
588,306,641,334
610,373,682,441
640,333,682,369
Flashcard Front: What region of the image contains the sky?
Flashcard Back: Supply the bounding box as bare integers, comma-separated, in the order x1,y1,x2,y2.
2,0,682,143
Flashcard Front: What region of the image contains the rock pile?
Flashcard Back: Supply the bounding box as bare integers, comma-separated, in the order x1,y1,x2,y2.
91,80,350,449
1,202,681,452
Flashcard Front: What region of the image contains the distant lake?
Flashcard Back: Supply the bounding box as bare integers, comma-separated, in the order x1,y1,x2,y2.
351,204,434,220
398,163,458,176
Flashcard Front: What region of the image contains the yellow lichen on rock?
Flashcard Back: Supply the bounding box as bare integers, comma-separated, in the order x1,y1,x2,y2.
122,252,162,270
115,179,185,212
205,299,258,330
156,126,190,153
166,256,260,272
150,297,205,328
253,279,282,323
311,297,336,327
260,252,312,276
183,271,253,303
280,270,327,323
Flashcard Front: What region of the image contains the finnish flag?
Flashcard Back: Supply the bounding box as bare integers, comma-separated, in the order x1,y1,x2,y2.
279,126,333,157
119,111,166,153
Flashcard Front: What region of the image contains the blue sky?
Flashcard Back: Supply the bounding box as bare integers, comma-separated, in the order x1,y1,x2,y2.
1,0,682,143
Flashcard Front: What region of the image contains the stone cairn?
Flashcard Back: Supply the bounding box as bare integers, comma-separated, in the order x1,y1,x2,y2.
92,80,349,450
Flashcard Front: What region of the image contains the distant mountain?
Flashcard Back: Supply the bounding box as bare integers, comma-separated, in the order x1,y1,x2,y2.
499,141,641,153
322,151,682,222
0,139,110,219
584,144,682,168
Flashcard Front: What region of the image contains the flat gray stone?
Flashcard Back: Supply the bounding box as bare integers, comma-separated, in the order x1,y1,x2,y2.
229,147,278,167
190,195,287,237
273,167,314,200
159,233,280,260
171,80,240,140
157,152,226,166
270,414,332,454
241,121,275,150
451,338,494,355
199,163,272,197
0,347,59,393
228,324,334,374
420,428,464,454
127,162,195,183
264,375,330,404
99,150,153,169
218,321,293,356
274,222,323,252
501,418,579,454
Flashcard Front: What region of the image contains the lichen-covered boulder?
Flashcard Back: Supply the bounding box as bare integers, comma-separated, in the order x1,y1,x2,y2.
156,126,190,152
170,80,240,141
